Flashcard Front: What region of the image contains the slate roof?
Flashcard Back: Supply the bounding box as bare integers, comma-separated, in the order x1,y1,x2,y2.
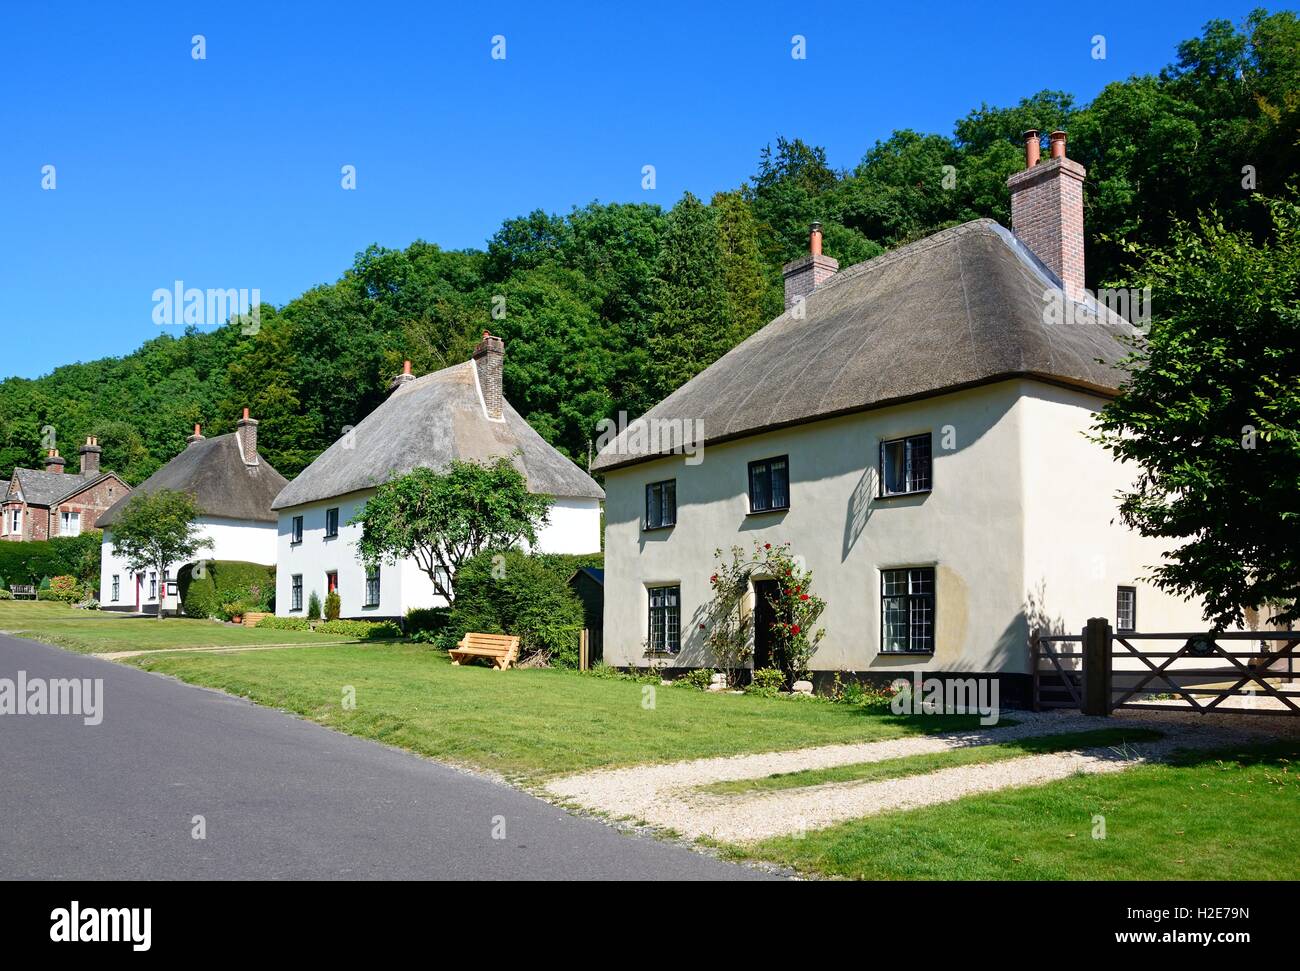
6,469,111,507
592,219,1135,472
272,360,605,510
97,433,288,527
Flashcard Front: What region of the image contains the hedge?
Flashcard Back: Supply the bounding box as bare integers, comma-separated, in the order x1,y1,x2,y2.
255,615,311,631
0,533,102,589
316,619,402,639
178,561,275,619
442,549,585,667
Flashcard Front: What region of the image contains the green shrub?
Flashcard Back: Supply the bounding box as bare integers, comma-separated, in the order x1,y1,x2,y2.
746,667,786,698
307,591,321,621
0,575,6,590
583,661,622,679
255,615,311,631
39,576,51,591
405,606,448,634
324,590,341,621
678,668,715,691
46,575,83,603
443,549,585,667
316,619,401,639
0,589,12,600
219,602,248,621
0,532,101,589
178,561,275,619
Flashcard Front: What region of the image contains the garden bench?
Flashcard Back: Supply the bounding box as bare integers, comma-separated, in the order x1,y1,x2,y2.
449,632,520,670
10,585,36,600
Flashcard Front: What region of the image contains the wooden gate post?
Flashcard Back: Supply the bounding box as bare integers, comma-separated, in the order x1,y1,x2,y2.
1082,617,1112,716
579,629,589,671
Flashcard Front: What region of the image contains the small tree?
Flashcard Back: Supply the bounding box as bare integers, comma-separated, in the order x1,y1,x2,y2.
307,591,322,621
352,457,551,600
324,590,341,621
109,490,212,621
1093,195,1300,628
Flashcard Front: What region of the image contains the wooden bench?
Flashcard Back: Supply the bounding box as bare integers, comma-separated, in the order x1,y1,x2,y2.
449,632,520,670
10,584,36,600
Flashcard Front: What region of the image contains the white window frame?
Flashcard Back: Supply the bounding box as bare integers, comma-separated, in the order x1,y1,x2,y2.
111,575,120,602
60,510,81,537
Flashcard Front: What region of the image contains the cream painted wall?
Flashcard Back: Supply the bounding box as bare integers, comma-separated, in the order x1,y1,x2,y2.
275,491,602,619
602,378,1224,676
100,516,277,613
603,382,1030,674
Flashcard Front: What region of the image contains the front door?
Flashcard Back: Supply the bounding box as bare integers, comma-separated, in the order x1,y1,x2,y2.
753,579,780,671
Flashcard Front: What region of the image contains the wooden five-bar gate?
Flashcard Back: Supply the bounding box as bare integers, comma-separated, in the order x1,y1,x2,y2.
1033,619,1300,716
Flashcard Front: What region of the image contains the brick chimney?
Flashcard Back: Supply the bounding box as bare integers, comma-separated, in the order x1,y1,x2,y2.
387,359,416,395
782,222,839,311
473,332,505,420
187,423,204,446
79,437,102,476
44,449,66,473
1007,129,1086,300
236,408,259,465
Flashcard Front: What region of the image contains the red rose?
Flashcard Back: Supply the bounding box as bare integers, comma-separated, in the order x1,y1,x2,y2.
800,594,810,601
783,588,791,596
699,623,706,630
791,624,801,635
764,543,771,550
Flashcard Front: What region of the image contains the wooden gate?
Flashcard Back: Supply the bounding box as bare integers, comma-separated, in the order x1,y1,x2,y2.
1033,623,1299,715
1111,630,1300,715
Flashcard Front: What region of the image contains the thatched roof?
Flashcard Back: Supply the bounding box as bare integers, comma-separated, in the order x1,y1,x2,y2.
272,361,604,510
97,433,287,527
592,219,1134,472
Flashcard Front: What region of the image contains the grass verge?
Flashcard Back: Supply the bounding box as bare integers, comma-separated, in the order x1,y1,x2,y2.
718,741,1300,880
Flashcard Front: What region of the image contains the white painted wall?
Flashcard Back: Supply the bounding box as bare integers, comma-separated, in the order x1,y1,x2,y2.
100,515,277,613
601,378,1223,676
275,491,601,619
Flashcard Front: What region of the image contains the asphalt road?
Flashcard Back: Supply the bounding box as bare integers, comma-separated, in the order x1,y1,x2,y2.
0,633,767,880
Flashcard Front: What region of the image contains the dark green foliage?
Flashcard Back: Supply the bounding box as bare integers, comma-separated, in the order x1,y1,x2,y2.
256,615,311,631
306,591,321,622
324,590,341,622
442,549,585,667
0,533,101,588
178,560,275,620
1093,195,1300,628
404,606,449,638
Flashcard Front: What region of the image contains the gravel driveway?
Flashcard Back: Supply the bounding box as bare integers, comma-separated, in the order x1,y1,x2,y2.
545,708,1294,844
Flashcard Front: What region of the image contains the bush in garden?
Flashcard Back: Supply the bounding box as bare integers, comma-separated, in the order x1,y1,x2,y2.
678,668,715,691
255,615,311,631
178,561,275,619
324,590,341,621
316,619,401,639
745,667,787,698
443,548,584,666
306,591,321,621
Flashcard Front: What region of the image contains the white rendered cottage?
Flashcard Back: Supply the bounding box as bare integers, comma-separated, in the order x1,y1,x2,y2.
593,131,1211,702
270,334,604,621
98,413,287,614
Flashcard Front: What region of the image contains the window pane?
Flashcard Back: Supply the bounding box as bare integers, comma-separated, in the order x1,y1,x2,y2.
882,441,906,494
750,462,770,511
647,484,661,527
771,459,788,508
883,597,909,651
883,569,907,596
663,481,676,525
907,435,932,492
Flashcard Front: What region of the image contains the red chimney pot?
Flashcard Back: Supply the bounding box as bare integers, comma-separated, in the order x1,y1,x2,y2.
1023,130,1040,168
1049,130,1067,159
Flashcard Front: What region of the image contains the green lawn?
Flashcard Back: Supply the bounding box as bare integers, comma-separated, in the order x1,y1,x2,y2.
125,641,995,780
719,742,1300,880
0,600,357,654
695,727,1161,796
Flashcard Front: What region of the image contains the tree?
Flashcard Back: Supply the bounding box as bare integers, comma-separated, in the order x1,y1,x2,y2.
1092,194,1300,629
108,490,213,620
351,458,552,600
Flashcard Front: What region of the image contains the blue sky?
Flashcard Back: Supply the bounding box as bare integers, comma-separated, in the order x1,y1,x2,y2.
1,0,1283,379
